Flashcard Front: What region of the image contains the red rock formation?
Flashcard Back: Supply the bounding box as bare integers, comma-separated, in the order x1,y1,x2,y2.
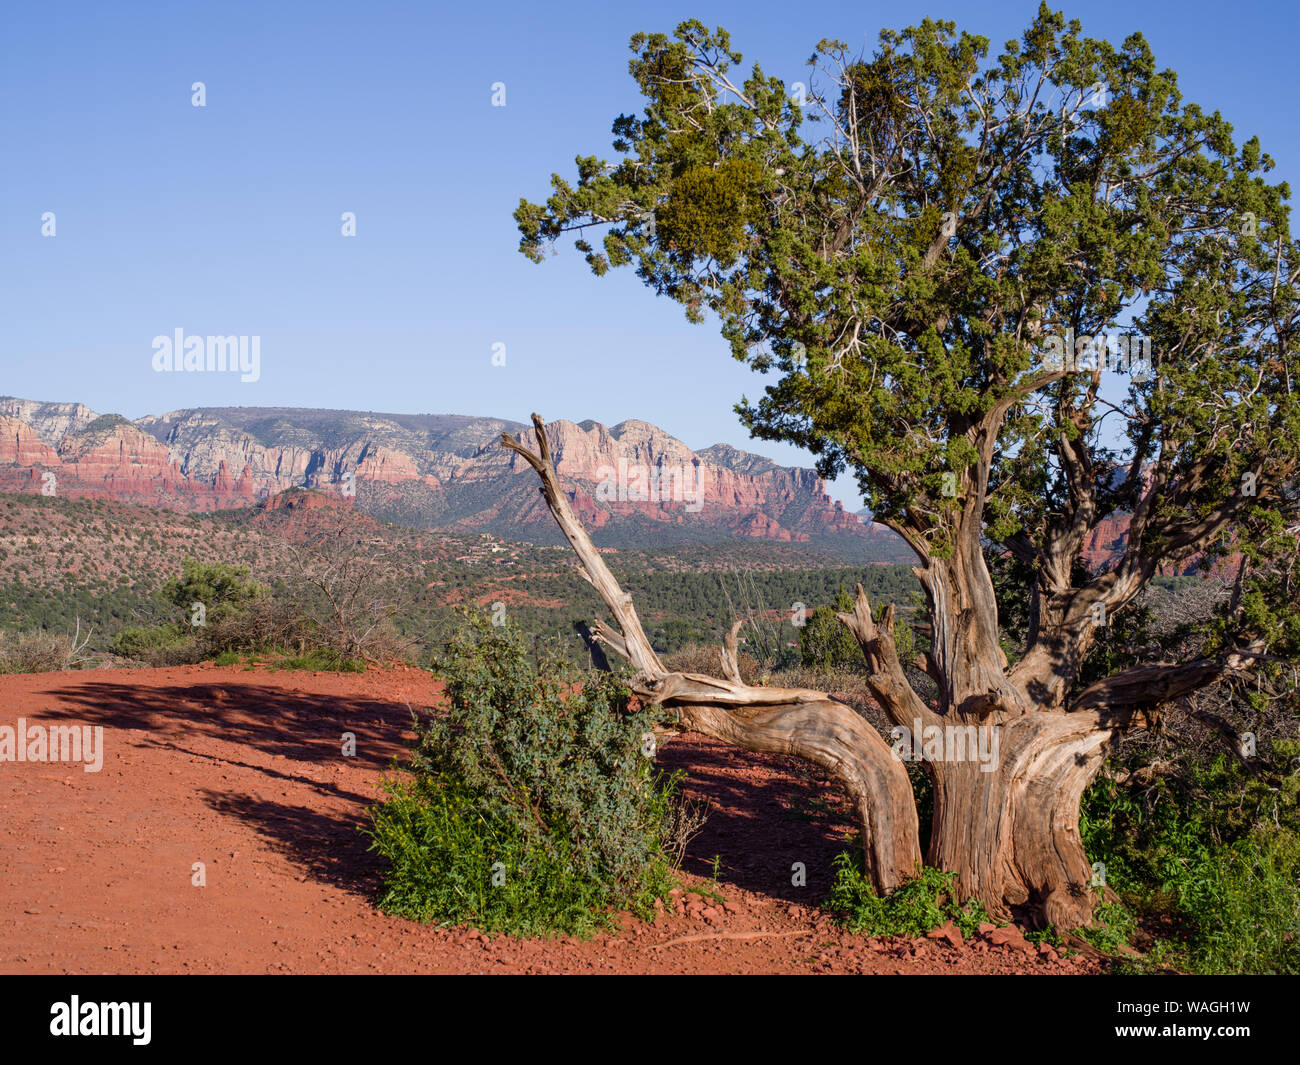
1081,513,1130,571
0,401,890,548
0,416,62,468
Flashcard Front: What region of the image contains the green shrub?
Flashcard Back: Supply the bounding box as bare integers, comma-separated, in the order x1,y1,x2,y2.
110,624,196,665
799,591,861,670
1082,745,1300,974
364,610,692,937
824,855,991,938
1186,828,1300,974
160,558,266,624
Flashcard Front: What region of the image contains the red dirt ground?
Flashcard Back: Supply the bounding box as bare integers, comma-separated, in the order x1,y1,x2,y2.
0,664,1101,975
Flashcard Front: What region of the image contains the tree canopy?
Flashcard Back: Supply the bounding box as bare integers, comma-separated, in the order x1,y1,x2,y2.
517,4,1299,718
514,5,1300,927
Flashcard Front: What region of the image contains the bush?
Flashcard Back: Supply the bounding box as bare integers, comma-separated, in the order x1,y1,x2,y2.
1188,828,1300,974
364,610,695,937
109,624,198,667
108,557,415,668
799,597,861,670
0,628,90,673
824,855,991,938
1081,744,1300,974
160,558,266,624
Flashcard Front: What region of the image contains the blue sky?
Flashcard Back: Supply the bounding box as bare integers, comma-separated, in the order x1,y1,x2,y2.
2,0,1296,508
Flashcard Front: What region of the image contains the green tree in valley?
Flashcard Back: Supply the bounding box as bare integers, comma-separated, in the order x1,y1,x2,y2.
161,558,266,626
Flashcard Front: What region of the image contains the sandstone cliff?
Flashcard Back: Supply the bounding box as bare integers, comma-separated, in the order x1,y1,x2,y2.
0,397,904,554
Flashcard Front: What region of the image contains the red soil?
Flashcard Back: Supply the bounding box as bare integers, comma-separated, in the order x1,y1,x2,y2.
0,664,1100,975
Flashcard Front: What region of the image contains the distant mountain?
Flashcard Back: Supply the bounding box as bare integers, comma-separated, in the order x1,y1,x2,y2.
0,397,910,558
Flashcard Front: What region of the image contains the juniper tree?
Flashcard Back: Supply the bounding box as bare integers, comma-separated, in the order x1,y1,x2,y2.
510,5,1300,928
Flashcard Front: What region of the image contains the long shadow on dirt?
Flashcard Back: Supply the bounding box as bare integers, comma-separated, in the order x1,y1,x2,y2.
38,678,861,909
38,680,424,900
658,736,859,907
199,789,389,899
43,679,423,774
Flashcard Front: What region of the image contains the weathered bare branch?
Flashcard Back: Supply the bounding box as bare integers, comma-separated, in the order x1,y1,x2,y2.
836,583,938,728
499,414,924,892
1068,643,1266,716
501,415,664,676
719,618,747,684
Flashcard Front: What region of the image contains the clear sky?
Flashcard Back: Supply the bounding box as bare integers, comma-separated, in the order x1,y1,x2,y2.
2,0,1296,508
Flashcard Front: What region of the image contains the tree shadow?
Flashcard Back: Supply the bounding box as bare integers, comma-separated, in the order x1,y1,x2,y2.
35,677,858,909
42,680,423,773
198,789,386,899
657,736,858,906
37,678,427,901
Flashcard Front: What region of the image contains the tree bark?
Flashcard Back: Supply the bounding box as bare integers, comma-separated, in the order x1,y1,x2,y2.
926,711,1112,929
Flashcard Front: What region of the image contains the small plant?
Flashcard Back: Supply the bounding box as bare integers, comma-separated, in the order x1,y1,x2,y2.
273,649,366,672
1069,893,1139,957
364,609,698,937
824,855,991,939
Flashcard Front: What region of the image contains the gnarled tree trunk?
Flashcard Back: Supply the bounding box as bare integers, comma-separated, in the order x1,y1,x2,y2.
500,416,920,891
925,712,1111,929
500,415,1258,929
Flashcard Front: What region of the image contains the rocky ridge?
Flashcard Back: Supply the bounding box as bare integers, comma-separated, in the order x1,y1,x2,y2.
0,398,902,553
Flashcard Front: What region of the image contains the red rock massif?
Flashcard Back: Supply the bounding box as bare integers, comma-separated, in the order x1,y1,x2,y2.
0,397,905,555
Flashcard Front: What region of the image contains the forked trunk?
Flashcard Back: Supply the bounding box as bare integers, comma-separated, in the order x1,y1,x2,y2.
498,415,1143,929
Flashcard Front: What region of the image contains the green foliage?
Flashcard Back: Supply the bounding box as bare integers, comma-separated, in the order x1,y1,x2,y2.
656,158,765,266
1075,897,1139,954
160,558,266,624
365,610,686,937
905,760,934,855
1081,745,1300,973
517,5,1300,696
798,588,860,669
272,649,366,672
365,776,625,938
646,616,715,654
110,624,195,664
83,413,130,433
824,855,990,938
798,585,920,674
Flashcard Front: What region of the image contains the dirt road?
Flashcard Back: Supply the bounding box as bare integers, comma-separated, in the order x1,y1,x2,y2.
0,664,1096,974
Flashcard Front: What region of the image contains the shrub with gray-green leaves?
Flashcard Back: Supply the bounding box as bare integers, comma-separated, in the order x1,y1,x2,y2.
365,610,690,936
